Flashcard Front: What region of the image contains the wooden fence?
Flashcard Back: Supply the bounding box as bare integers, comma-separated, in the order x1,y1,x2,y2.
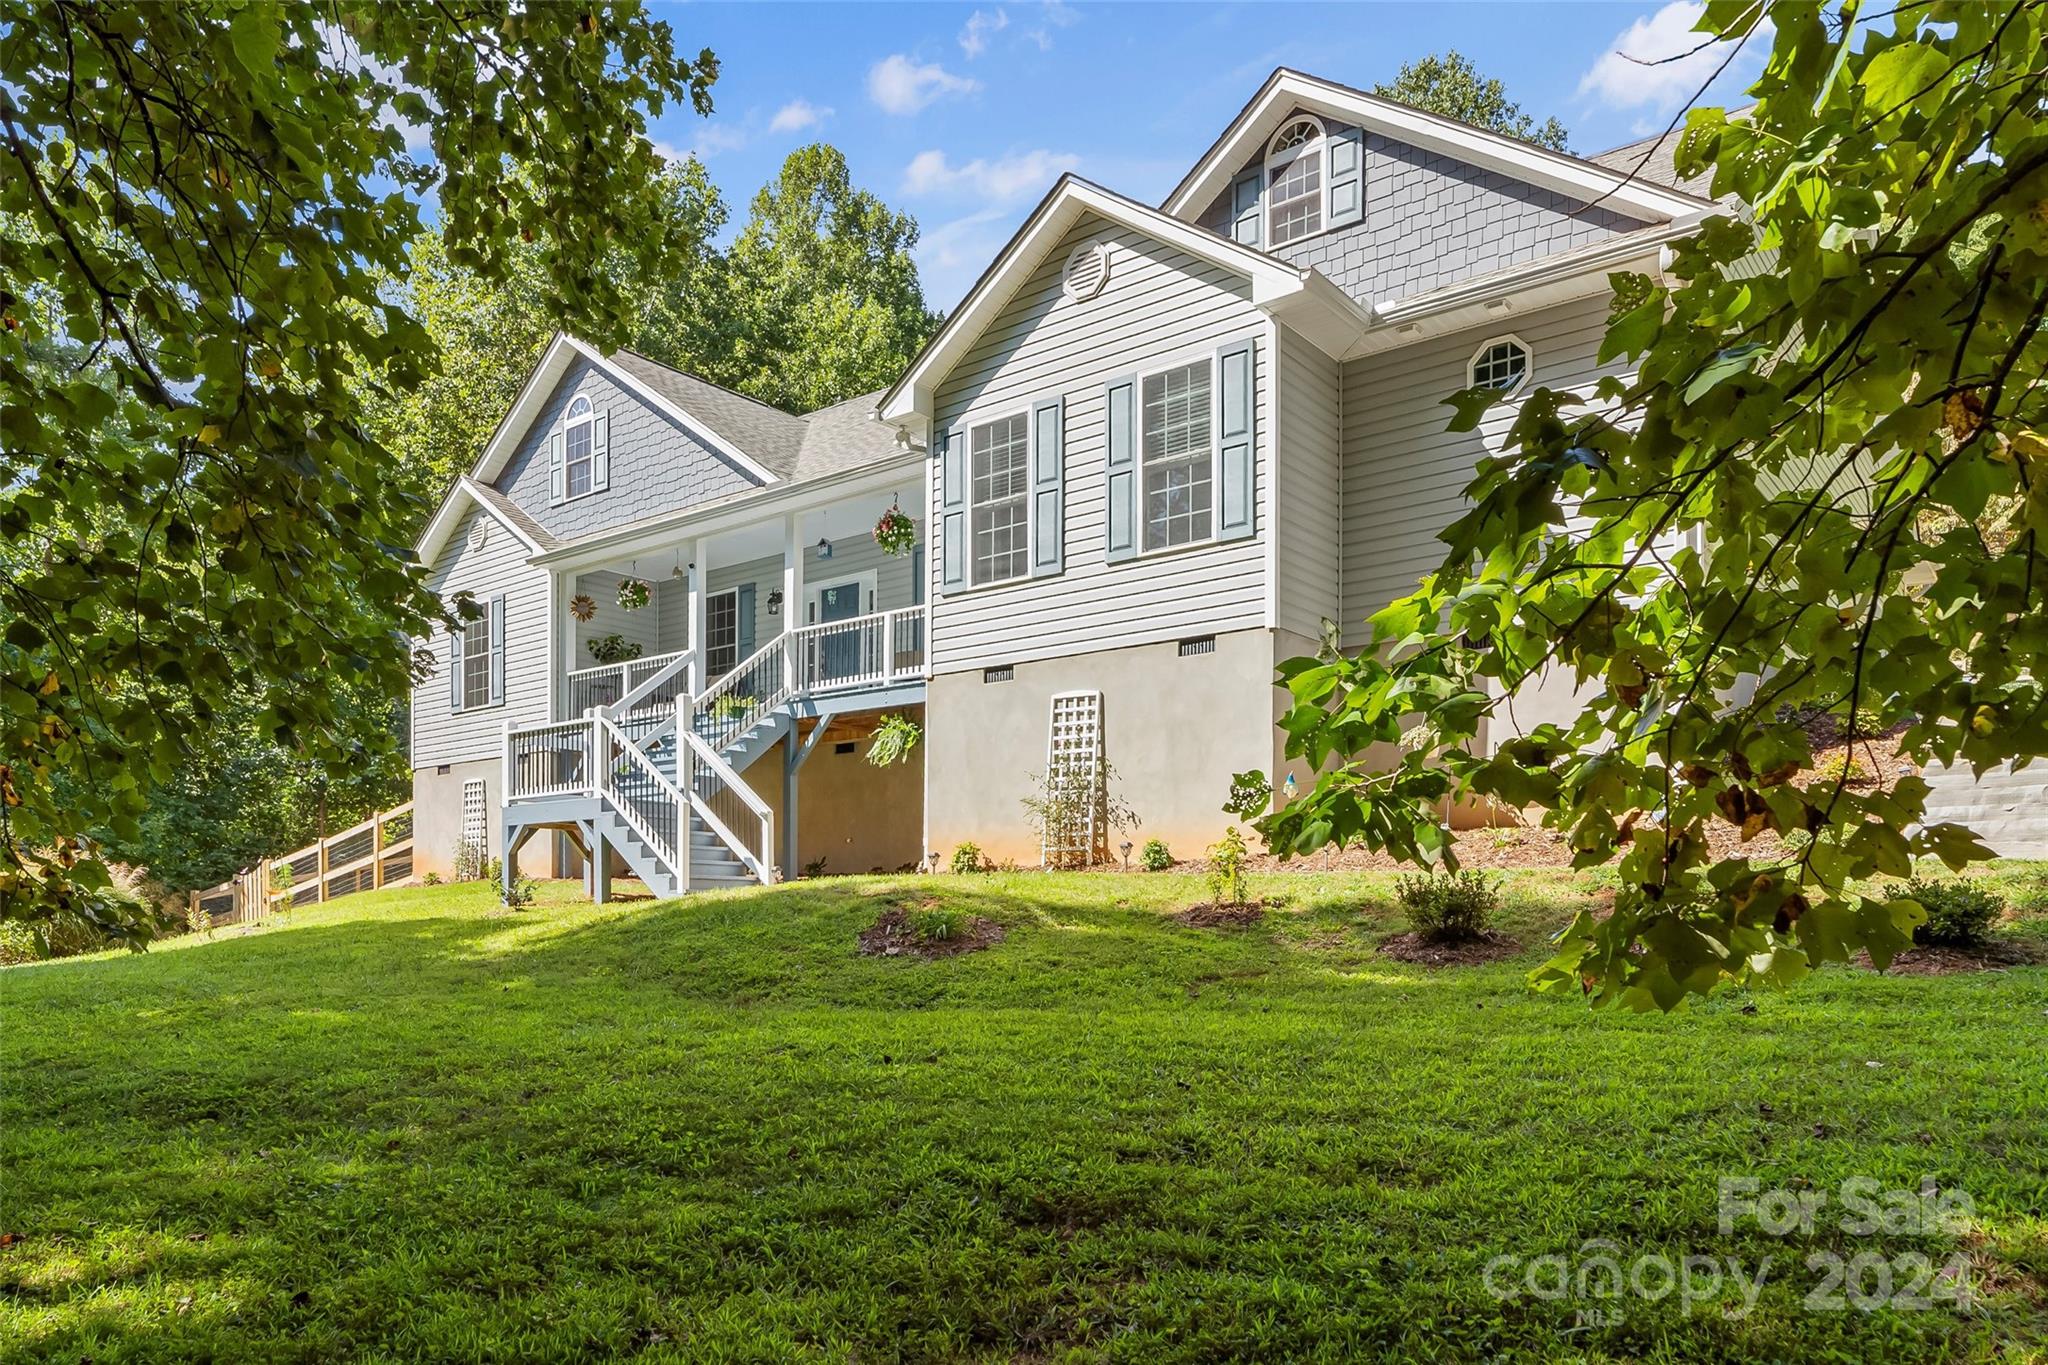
189,804,415,928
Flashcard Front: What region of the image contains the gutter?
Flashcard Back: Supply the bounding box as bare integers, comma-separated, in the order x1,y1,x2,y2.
529,449,927,569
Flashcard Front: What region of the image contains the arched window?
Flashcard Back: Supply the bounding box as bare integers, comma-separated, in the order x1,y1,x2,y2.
562,394,596,498
1266,117,1325,247
1469,336,1531,394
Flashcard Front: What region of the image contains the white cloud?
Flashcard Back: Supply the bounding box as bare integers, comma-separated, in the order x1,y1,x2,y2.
903,148,1079,203
1022,0,1080,52
959,9,1008,58
315,21,433,150
916,207,1015,308
768,99,831,134
1577,1,1770,113
867,54,980,116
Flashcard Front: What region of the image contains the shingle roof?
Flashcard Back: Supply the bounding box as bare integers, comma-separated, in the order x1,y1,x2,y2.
468,479,561,552
606,350,906,483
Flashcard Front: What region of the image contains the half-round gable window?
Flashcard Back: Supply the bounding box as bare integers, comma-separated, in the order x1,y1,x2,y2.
1469,336,1531,394
563,394,596,498
1266,116,1325,247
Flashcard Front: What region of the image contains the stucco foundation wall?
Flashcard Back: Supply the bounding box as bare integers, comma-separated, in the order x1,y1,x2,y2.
749,720,926,877
927,629,1277,865
412,760,552,880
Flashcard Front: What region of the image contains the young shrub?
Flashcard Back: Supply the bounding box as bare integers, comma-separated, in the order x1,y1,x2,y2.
454,838,485,883
1394,870,1500,943
1813,752,1867,786
480,856,503,888
0,921,40,965
1904,876,2002,947
909,905,965,943
271,863,296,917
1139,838,1173,872
502,874,538,909
422,871,442,886
950,842,987,875
1208,827,1250,907
1020,761,1141,869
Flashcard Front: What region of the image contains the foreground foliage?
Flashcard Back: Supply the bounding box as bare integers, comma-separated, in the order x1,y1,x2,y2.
0,2,714,938
1259,1,2048,1008
3,875,2042,1361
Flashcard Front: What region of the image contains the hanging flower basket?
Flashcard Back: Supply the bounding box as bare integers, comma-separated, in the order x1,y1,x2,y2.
568,593,598,623
616,577,651,611
873,507,916,557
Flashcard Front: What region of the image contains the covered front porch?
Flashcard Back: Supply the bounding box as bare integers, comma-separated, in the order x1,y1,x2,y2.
515,470,930,886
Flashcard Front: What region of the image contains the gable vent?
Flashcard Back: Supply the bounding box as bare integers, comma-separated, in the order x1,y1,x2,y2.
1062,241,1110,301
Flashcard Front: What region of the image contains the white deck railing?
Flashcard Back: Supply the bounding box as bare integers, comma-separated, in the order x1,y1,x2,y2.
508,607,924,889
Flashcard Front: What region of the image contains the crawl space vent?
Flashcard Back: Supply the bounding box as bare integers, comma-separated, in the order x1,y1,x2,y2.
1062,241,1110,302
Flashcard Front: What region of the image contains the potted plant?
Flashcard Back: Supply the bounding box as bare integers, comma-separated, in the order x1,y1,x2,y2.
616,577,651,611
873,506,915,557
585,634,644,666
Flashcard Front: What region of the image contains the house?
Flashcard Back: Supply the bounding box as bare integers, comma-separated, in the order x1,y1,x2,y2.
407,67,1736,898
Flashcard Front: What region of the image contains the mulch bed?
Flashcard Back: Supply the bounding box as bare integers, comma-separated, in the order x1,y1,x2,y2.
858,906,1005,959
1377,930,1522,966
1861,938,2045,976
1173,901,1269,928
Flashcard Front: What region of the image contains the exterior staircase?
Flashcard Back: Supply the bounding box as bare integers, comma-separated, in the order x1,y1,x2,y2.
501,607,924,902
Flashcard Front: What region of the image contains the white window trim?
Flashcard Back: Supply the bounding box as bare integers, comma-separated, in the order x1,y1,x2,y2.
1265,115,1326,248
560,392,599,505
804,571,879,623
703,586,741,678
1133,348,1224,560
1468,333,1533,396
459,601,502,712
963,407,1034,590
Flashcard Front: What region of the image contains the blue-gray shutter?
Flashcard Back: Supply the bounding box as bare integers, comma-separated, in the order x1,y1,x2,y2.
1030,396,1064,578
1327,126,1363,229
735,583,756,662
448,617,465,711
1230,170,1262,246
1216,340,1255,541
938,427,967,590
1104,375,1137,562
591,410,611,492
488,595,506,705
911,543,924,605
547,430,565,504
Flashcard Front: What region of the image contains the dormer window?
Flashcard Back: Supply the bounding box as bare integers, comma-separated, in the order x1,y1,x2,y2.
1266,117,1325,247
564,396,596,498
547,393,609,504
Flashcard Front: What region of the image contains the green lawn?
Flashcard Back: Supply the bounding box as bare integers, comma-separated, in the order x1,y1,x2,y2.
3,870,2045,1362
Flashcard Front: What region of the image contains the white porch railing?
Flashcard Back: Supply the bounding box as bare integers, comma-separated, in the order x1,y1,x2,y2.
564,647,692,721
507,607,924,891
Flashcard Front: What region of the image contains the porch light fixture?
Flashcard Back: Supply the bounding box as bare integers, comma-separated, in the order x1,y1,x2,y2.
815,536,833,560
767,589,784,616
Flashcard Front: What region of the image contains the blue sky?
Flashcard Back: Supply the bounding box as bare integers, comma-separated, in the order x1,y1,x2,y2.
644,1,1769,309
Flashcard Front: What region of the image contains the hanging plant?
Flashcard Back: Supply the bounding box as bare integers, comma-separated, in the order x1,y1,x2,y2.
585,634,644,665
616,577,651,611
866,712,922,767
873,506,915,557
568,593,598,623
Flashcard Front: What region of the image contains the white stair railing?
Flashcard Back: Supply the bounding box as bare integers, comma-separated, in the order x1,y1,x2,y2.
506,718,599,800
563,647,691,721
595,716,688,884
693,633,796,754
785,607,924,696
678,725,775,884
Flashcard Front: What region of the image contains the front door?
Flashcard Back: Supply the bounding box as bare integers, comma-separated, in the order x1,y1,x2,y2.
814,579,864,681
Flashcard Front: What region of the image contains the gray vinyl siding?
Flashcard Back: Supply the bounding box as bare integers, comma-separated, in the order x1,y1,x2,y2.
410,504,551,767
570,571,675,665
494,356,762,542
1274,325,1342,642
1199,122,1646,306
793,524,922,623
1338,293,1630,648
929,214,1269,674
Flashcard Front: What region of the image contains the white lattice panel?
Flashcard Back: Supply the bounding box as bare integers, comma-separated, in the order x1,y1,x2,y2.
1044,691,1103,866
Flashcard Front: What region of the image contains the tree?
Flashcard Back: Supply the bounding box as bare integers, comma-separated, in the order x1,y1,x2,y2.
718,145,940,413
0,3,717,942
364,159,730,509
1374,52,1570,151
1254,1,2048,1008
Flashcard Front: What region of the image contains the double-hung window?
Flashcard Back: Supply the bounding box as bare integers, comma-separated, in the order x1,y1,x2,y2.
969,412,1031,585
461,609,494,709
1266,118,1324,247
563,396,596,498
1140,359,1215,551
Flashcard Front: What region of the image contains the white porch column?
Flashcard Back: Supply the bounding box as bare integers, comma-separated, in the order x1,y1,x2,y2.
782,512,803,693
688,536,708,695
